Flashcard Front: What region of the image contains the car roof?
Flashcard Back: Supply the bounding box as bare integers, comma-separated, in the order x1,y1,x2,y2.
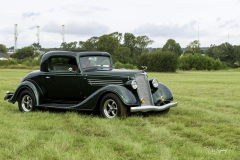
41,50,110,61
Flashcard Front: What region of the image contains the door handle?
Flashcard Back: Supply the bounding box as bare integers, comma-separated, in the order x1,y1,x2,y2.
46,76,50,79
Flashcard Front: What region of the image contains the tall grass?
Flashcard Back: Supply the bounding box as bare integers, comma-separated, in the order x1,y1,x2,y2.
0,69,239,159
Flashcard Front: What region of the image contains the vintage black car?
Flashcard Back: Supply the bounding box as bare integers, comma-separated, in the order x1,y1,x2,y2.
4,50,177,118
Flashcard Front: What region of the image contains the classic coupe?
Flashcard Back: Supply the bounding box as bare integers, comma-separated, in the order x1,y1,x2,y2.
4,50,178,118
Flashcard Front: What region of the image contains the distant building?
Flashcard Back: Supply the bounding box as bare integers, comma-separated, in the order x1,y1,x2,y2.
8,49,14,53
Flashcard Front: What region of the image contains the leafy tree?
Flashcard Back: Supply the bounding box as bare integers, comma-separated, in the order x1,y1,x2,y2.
113,47,132,64
11,46,34,59
60,41,78,50
109,32,122,48
135,35,154,55
123,33,136,63
60,42,68,49
162,39,182,56
123,33,135,51
79,37,98,50
0,44,8,54
185,40,202,54
205,44,219,59
217,42,235,67
31,42,41,51
97,34,118,54
206,43,239,67
123,33,154,65
233,45,240,67
68,41,78,49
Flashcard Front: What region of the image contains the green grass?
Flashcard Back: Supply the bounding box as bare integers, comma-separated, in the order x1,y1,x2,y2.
0,69,240,160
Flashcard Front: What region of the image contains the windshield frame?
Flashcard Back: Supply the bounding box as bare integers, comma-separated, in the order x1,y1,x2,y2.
79,56,112,70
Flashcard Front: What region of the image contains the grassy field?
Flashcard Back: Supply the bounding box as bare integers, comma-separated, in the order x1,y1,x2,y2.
0,69,240,160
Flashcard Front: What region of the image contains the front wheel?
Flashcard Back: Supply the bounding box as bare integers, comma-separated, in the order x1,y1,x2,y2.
100,93,127,118
159,108,170,114
18,89,37,112
159,101,170,114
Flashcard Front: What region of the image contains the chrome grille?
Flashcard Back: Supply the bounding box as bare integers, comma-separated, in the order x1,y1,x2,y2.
88,79,123,86
136,74,153,106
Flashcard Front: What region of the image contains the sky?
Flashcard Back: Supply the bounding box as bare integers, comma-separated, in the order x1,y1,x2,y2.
0,0,240,49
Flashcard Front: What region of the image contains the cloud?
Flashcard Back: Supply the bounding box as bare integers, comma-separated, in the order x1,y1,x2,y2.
28,25,40,30
216,17,221,21
0,25,13,34
47,8,54,12
22,12,40,18
42,20,109,36
133,21,202,38
57,5,109,16
219,19,239,28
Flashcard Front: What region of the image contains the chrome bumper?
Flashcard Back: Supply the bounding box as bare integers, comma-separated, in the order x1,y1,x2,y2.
130,102,178,112
4,91,14,101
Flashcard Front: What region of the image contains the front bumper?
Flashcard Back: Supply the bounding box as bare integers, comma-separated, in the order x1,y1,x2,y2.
4,91,14,101
130,102,178,112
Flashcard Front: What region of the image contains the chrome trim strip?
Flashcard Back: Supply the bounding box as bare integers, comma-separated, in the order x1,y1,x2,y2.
130,102,178,112
87,79,123,86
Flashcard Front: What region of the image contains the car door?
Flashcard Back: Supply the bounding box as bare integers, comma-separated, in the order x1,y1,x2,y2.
47,72,83,101
35,56,85,104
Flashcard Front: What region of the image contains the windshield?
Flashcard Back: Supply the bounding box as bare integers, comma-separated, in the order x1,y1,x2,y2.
80,56,111,69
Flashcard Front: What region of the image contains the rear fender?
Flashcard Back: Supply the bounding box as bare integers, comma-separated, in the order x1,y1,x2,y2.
8,80,43,105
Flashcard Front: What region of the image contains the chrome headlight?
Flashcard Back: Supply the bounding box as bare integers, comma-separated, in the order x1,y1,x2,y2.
152,79,159,88
131,80,138,89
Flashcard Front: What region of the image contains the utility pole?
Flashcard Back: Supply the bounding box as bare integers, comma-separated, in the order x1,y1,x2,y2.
14,24,18,52
36,26,40,44
36,26,40,50
228,30,229,43
61,25,65,44
198,27,199,42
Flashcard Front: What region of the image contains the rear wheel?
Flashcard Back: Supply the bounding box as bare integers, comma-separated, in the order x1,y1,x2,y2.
18,89,37,112
100,93,127,118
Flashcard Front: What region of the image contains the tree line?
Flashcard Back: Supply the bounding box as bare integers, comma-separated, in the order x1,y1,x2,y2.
0,31,240,71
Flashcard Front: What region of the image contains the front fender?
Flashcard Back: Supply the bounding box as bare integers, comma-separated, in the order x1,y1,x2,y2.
152,82,174,105
71,85,139,110
102,85,138,106
8,80,43,105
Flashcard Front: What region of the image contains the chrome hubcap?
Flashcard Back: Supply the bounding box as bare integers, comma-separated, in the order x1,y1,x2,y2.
21,95,32,112
103,99,118,118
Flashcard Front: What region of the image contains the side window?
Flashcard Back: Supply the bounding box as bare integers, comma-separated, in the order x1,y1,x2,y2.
49,57,78,71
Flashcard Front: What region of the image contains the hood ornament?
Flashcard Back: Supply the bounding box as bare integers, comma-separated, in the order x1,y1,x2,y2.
141,66,147,71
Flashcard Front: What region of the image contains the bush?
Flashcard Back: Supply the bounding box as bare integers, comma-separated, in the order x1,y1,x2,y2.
7,64,30,69
0,59,18,68
0,58,40,69
21,58,40,68
114,61,137,70
178,54,226,70
0,60,8,67
137,51,178,72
